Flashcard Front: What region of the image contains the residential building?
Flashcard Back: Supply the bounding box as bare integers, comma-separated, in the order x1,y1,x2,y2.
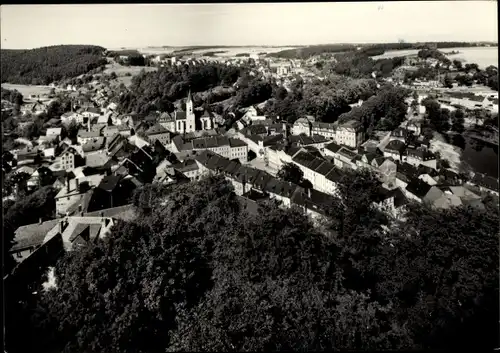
383,140,406,162
469,173,499,196
403,147,437,169
335,120,364,148
171,135,248,163
60,147,80,171
77,130,101,145
103,126,119,138
194,150,337,221
55,175,105,216
291,150,343,195
404,178,444,205
46,127,62,137
146,124,171,146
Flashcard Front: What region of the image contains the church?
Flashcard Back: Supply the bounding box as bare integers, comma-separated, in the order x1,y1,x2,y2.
158,91,213,134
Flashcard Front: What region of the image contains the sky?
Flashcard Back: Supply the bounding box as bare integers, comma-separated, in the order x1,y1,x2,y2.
1,2,498,49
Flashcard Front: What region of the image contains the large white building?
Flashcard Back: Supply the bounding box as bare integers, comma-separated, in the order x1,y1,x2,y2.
171,135,249,163
335,120,364,148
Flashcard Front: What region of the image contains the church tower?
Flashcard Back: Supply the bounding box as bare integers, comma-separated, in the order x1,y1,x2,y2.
186,90,196,133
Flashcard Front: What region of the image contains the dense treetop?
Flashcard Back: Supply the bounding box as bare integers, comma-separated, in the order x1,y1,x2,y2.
118,63,243,115
5,172,499,353
1,45,108,85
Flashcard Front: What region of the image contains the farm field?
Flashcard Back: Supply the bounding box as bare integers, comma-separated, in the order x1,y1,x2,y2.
1,83,59,97
372,46,498,69
102,61,158,87
114,46,299,57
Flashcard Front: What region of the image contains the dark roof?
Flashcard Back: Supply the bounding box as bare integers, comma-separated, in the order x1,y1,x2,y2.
337,147,358,160
146,123,170,135
472,173,499,191
405,147,436,160
229,138,247,147
397,162,419,178
84,204,136,221
11,219,59,252
385,140,406,153
98,175,121,192
406,178,433,199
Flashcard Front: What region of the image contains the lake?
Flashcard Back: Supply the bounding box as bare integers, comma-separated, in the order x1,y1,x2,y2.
448,134,499,178
372,46,498,69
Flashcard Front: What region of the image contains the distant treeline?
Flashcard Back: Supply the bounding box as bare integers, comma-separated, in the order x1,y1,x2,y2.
107,50,141,57
235,53,250,57
1,45,107,85
269,42,494,59
203,51,228,57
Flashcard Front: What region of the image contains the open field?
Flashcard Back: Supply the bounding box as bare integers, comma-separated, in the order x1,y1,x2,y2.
430,132,462,172
1,83,59,96
372,46,498,69
113,46,300,57
102,61,158,87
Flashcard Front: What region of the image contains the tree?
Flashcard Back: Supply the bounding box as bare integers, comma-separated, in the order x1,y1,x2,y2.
453,59,463,70
443,74,453,89
110,71,118,80
451,109,465,134
277,162,304,185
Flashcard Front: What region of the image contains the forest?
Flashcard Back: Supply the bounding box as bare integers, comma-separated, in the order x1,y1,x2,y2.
117,63,244,115
1,45,108,85
4,173,499,353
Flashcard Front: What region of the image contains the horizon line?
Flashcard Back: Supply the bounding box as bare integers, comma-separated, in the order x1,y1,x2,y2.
2,40,498,51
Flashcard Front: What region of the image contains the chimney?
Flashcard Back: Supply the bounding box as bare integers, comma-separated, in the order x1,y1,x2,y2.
87,117,91,132
78,204,83,216
76,178,80,191
39,217,43,224
66,176,70,193
59,220,65,234
307,188,311,199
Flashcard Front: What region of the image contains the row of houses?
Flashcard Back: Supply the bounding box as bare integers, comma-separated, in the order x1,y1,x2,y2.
292,116,364,148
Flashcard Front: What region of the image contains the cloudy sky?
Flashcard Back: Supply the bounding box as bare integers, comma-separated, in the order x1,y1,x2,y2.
1,2,497,49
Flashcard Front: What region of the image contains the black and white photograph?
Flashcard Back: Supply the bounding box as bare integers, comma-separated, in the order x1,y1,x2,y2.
1,2,499,352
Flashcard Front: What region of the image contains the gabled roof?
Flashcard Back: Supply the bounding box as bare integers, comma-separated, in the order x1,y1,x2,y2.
11,219,60,252
406,178,433,199
146,123,170,135
98,175,122,192
325,142,342,154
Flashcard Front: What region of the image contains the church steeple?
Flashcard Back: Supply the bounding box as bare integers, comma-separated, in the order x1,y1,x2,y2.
187,89,192,103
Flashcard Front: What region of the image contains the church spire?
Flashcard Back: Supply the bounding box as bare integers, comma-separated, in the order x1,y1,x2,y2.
187,88,192,102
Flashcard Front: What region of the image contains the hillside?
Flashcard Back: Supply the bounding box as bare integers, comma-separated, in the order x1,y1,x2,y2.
1,45,108,85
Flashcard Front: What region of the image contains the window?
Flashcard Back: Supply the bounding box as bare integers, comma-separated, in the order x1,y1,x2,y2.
16,252,22,258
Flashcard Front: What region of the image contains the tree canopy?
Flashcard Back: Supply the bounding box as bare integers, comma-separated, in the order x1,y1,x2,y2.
5,172,498,353
1,45,107,85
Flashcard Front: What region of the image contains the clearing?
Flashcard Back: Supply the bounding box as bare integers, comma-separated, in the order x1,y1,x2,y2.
102,61,158,88
1,83,60,97
429,132,462,172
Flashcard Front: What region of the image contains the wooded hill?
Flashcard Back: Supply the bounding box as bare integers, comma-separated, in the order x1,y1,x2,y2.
1,45,108,85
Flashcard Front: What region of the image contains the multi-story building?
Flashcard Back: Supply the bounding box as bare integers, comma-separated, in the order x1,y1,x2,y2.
194,150,337,221
55,175,104,216
335,120,364,148
292,116,336,140
171,135,249,163
146,124,171,146
291,150,343,195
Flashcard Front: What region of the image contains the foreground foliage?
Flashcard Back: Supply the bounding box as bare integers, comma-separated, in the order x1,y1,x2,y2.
4,174,499,352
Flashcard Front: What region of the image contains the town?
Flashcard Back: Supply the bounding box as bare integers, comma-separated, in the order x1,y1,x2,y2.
2,3,499,353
